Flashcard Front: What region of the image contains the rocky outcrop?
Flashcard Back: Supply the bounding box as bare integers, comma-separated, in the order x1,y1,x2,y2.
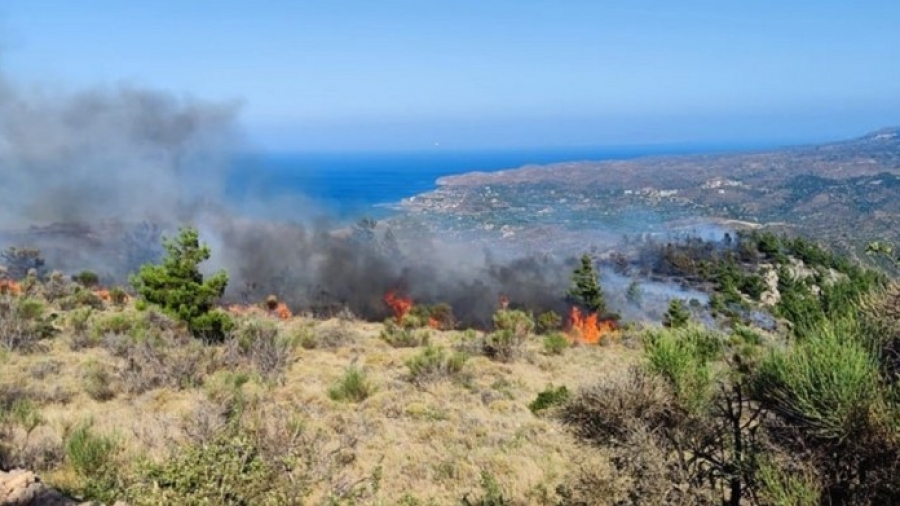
0,469,107,506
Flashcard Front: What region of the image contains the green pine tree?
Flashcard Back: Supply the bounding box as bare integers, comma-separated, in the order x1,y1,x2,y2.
567,254,606,314
130,227,233,341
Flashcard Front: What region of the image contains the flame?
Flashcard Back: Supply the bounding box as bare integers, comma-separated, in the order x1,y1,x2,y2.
274,302,292,320
499,294,510,310
568,306,617,345
227,299,292,320
92,288,131,304
383,290,413,323
427,317,440,329
0,280,22,296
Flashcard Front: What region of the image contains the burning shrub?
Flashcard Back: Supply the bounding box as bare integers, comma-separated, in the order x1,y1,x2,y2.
130,227,233,342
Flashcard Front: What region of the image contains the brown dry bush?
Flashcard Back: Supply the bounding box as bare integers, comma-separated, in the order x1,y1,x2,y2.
0,296,56,352
117,331,220,394
226,318,296,384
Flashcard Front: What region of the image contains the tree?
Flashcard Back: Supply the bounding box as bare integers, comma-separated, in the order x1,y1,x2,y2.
663,298,691,328
567,254,606,314
130,227,233,341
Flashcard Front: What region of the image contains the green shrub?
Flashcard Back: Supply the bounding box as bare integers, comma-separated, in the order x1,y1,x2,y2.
128,433,282,505
542,332,570,355
536,310,562,334
381,319,431,348
72,270,100,288
662,298,691,328
528,385,570,415
130,227,233,342
492,309,535,336
756,458,820,506
406,346,468,384
328,366,373,403
643,325,722,413
65,422,120,502
751,318,882,441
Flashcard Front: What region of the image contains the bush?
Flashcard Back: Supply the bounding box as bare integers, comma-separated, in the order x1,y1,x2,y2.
643,325,721,413
65,422,120,502
528,385,570,415
82,361,116,402
72,270,100,288
328,366,373,403
542,332,570,355
0,296,56,352
127,433,283,505
229,318,296,384
406,346,468,384
381,318,431,348
482,309,534,362
130,227,233,342
536,310,562,334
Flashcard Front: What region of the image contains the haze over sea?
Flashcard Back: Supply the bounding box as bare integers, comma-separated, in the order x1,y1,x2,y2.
228,142,767,222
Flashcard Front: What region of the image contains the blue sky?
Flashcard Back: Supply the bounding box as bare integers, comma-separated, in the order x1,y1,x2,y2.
1,1,899,151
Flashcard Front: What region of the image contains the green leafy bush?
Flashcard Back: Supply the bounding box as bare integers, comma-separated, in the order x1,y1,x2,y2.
643,325,722,413
381,318,431,348
130,227,233,342
128,434,283,505
528,385,570,415
65,422,120,502
328,366,373,403
536,311,562,334
542,332,570,355
406,345,468,384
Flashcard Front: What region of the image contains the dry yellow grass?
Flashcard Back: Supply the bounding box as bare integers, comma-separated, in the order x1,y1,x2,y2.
1,307,639,504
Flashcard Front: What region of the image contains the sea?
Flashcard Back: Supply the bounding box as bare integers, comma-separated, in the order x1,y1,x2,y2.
226,143,758,222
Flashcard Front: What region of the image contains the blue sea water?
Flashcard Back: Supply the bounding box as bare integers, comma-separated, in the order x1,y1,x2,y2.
226,143,753,221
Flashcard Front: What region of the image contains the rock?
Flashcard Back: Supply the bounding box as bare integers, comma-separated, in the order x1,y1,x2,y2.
0,469,97,506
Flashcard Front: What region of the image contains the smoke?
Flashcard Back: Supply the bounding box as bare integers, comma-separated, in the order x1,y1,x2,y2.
0,67,726,327
0,74,240,228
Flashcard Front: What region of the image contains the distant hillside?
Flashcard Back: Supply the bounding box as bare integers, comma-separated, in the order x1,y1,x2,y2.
399,127,900,259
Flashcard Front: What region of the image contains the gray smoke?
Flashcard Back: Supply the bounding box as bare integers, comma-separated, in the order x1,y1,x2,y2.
0,74,239,228
0,69,718,327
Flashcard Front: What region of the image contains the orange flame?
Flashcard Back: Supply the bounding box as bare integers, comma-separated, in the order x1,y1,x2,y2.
274,302,292,320
427,317,440,329
227,297,292,320
383,290,413,323
92,288,131,304
0,280,22,296
568,307,617,345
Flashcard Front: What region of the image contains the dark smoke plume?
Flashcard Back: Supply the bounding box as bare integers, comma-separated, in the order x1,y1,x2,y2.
0,69,705,326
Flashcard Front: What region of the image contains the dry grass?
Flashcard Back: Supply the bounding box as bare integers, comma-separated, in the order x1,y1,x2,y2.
0,300,639,504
